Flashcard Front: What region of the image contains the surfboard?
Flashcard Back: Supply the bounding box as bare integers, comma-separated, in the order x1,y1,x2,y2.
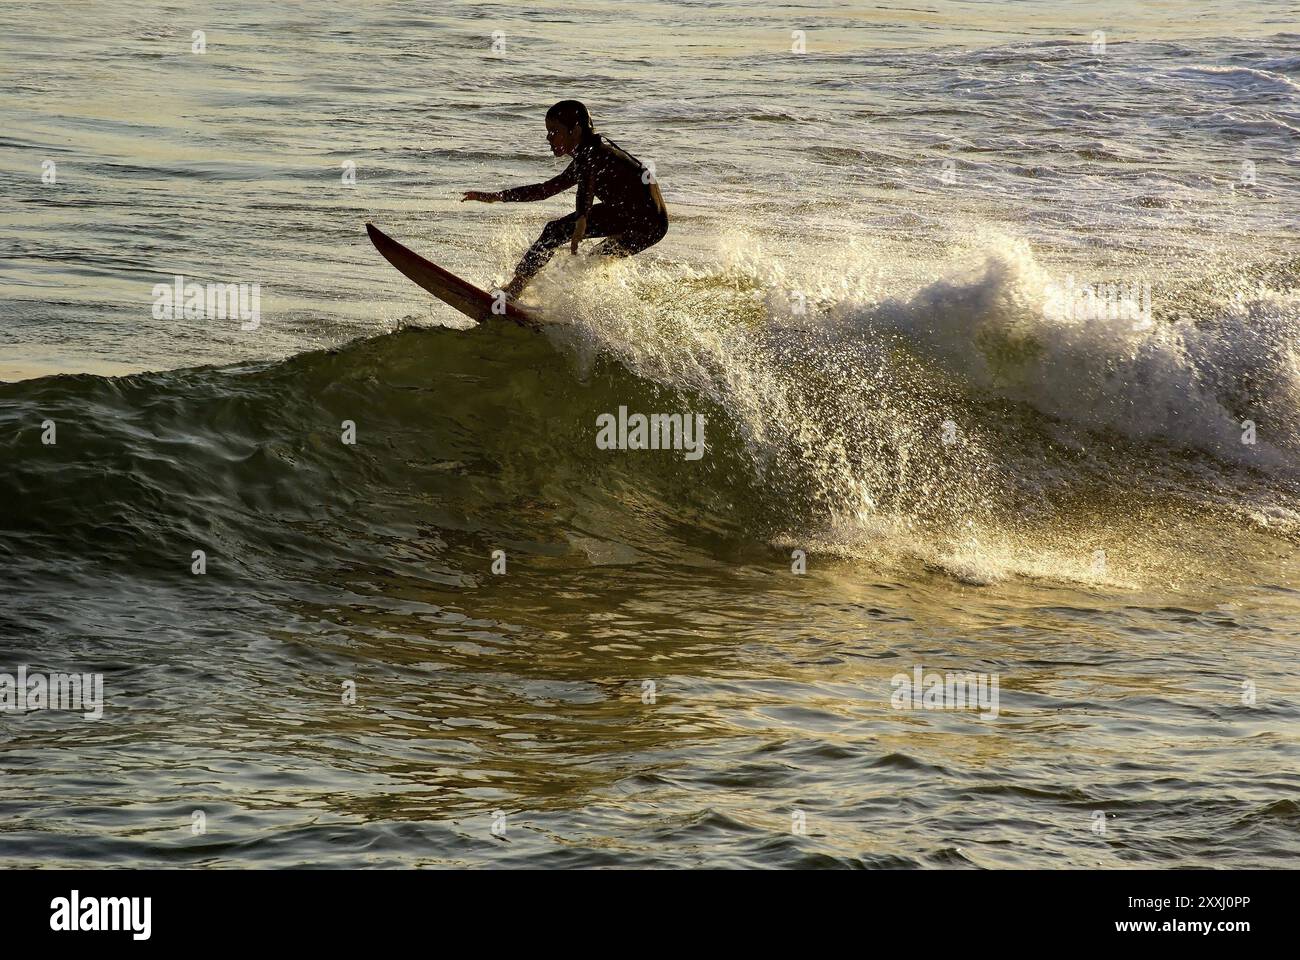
365,222,541,330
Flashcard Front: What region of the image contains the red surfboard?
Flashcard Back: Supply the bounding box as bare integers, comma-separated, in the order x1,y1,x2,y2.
366,222,541,331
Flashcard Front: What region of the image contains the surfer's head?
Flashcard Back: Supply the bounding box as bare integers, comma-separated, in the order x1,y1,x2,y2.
545,100,593,156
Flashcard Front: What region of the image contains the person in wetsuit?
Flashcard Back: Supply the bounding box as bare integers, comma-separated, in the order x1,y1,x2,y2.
462,100,669,300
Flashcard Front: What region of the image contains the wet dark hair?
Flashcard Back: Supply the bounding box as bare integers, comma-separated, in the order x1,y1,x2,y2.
546,99,594,134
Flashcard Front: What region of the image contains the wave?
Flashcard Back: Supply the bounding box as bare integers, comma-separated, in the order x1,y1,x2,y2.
1175,64,1300,95
2,236,1298,590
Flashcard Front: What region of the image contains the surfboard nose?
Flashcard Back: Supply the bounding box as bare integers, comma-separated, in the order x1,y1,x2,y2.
365,221,543,331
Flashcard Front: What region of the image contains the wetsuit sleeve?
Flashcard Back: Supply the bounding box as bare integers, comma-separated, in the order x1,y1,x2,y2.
497,162,578,202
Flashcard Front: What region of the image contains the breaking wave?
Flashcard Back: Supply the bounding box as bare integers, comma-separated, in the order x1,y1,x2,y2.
3,234,1298,591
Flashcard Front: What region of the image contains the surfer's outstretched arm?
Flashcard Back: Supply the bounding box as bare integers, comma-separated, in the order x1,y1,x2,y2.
462,163,577,204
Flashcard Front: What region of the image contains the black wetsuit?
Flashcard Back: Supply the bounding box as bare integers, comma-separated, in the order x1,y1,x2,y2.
499,131,669,282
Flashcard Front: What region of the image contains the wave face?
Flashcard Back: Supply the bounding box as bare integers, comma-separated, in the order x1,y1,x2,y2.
4,240,1299,593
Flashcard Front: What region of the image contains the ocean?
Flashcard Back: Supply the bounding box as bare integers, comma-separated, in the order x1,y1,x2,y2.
1,0,1298,867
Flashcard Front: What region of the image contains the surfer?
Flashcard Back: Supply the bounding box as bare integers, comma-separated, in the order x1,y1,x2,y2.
462,100,669,300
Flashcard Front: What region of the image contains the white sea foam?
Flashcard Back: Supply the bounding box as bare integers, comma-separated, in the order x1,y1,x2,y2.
832,240,1300,472
532,227,1300,583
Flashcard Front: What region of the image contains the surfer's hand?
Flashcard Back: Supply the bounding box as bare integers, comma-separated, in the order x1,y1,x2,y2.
570,214,587,254
462,191,500,203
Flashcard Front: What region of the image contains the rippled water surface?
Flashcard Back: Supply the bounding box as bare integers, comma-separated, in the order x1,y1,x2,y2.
1,0,1298,867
